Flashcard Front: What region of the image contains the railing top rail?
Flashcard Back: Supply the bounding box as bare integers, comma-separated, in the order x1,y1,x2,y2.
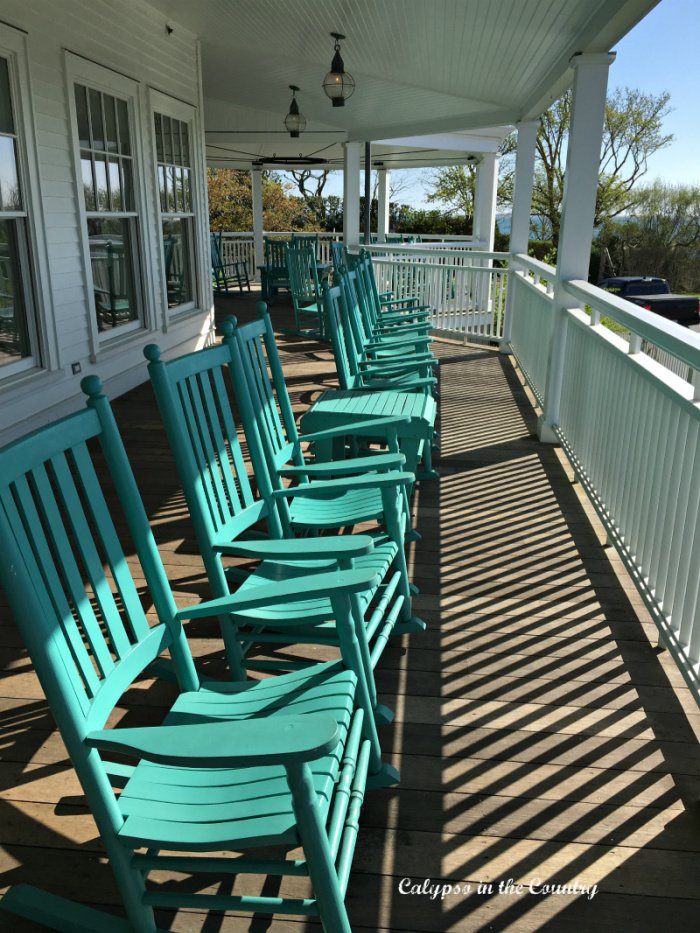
358,244,508,261
219,231,341,239
512,253,556,279
564,278,700,371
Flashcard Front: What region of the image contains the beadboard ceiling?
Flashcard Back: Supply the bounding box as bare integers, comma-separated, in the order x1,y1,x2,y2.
145,0,660,167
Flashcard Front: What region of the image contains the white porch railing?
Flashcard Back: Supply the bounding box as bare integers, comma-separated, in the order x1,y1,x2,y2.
219,232,343,281
362,244,509,343
507,253,700,705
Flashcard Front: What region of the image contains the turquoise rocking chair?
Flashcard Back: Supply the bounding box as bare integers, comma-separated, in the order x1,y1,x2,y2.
146,339,419,712
0,375,393,933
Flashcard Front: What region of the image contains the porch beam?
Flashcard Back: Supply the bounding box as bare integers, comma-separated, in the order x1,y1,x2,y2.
343,142,361,248
538,51,616,443
377,169,390,242
251,168,264,271
501,120,538,350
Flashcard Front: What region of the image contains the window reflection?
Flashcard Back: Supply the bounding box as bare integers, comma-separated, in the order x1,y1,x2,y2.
162,218,192,308
87,217,138,332
0,219,30,366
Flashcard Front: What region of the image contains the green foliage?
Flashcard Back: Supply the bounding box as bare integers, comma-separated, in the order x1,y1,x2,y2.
207,168,317,232
533,87,673,246
597,182,700,290
425,136,516,222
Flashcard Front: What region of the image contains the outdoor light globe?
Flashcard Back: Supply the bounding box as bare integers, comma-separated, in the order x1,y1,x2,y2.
284,87,306,138
322,34,355,107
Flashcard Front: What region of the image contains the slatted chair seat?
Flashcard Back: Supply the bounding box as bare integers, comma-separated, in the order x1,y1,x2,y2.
230,532,398,625
118,660,354,849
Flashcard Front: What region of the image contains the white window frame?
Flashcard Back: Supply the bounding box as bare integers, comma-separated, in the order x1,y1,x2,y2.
0,26,54,383
65,53,154,358
148,88,206,326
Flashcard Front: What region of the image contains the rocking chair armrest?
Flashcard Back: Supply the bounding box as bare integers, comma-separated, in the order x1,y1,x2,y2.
272,470,414,500
374,321,432,334
359,359,437,376
298,415,410,444
361,375,437,390
364,336,433,351
86,715,340,767
280,451,405,477
175,567,380,620
214,535,376,560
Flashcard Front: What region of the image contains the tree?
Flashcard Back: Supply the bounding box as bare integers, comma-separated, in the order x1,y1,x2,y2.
207,168,306,231
424,137,516,224
533,87,673,245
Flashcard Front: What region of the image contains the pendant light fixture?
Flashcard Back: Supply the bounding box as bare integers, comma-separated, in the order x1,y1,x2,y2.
284,85,306,138
322,32,355,107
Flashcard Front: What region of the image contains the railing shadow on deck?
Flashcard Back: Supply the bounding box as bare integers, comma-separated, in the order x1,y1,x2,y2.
365,346,700,932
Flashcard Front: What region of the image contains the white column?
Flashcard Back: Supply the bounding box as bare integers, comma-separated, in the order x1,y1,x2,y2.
473,153,498,250
538,52,615,443
501,120,538,350
251,168,264,274
343,141,361,248
377,168,390,242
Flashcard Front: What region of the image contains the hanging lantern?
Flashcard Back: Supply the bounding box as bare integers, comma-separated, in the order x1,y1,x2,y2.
284,85,306,138
322,33,355,107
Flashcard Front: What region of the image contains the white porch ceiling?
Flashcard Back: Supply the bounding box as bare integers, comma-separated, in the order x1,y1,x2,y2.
145,0,660,167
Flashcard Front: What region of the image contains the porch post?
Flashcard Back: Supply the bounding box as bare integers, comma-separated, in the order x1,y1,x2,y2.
473,152,498,250
538,52,615,443
251,168,264,274
501,120,538,350
377,168,390,242
343,141,361,248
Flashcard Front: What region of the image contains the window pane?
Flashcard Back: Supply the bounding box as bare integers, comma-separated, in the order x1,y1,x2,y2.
88,89,104,150
158,164,167,213
182,168,192,211
107,158,121,210
162,217,192,308
74,85,90,148
116,98,130,154
120,159,133,211
154,112,163,162
180,123,190,166
0,219,31,366
167,165,177,211
0,136,20,211
87,217,138,332
93,154,108,210
162,116,173,163
0,59,14,135
81,153,95,210
104,97,118,153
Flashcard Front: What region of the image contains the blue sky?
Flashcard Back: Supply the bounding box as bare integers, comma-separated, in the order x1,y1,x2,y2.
288,0,698,209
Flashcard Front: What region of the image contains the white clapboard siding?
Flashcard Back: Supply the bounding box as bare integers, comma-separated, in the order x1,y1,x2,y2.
0,0,212,445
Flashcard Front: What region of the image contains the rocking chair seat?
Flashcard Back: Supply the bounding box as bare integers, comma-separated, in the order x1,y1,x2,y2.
287,483,388,529
118,661,356,850
229,531,398,624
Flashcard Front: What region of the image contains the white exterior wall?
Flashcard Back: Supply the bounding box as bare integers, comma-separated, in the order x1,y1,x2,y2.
0,0,213,444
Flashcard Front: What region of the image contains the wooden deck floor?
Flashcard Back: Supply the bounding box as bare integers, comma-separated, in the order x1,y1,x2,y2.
1,290,700,932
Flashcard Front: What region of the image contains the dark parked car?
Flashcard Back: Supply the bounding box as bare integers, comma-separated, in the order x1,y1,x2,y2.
598,276,700,327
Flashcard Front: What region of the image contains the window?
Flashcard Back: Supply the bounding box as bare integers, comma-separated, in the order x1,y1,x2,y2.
74,83,141,335
154,111,196,310
0,56,38,375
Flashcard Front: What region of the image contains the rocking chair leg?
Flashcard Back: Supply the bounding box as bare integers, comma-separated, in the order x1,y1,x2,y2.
287,763,353,933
